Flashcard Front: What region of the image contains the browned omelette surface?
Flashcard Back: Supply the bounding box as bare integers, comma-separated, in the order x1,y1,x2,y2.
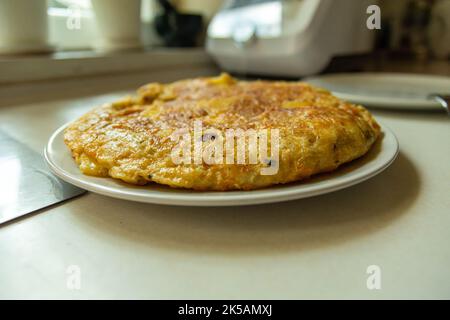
64,73,380,190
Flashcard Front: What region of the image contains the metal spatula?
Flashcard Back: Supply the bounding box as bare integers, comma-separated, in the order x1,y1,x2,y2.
0,130,86,225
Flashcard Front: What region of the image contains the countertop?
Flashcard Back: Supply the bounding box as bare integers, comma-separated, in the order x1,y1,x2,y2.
0,62,449,299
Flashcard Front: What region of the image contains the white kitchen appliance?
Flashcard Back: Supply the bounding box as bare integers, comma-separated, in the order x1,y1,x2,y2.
207,0,377,77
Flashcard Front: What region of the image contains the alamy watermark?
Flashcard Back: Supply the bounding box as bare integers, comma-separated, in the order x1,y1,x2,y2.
170,121,280,175
66,4,82,30
366,265,382,290
367,4,381,30
66,265,81,290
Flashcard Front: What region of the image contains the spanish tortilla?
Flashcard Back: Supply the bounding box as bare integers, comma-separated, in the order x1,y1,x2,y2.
64,73,380,191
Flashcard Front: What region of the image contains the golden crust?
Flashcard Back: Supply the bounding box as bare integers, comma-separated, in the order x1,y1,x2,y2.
64,73,380,191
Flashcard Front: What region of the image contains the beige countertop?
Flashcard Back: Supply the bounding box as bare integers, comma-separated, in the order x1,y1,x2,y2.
0,65,449,299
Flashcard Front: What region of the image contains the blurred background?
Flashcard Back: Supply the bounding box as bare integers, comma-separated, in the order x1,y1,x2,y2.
0,0,448,77
1,0,447,55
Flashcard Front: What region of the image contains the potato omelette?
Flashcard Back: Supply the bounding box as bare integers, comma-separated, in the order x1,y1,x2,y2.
64,73,380,190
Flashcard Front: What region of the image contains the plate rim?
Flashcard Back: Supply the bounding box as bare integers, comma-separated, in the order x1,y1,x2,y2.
44,123,399,206
305,72,450,109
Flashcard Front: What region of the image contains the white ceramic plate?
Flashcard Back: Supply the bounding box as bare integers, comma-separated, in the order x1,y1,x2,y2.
44,123,399,206
305,73,450,110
